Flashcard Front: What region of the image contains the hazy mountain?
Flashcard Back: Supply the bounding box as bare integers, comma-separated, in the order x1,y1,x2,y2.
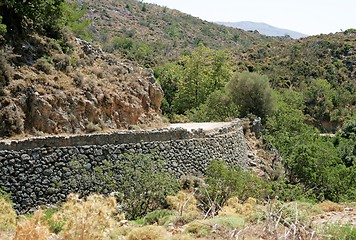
217,21,308,39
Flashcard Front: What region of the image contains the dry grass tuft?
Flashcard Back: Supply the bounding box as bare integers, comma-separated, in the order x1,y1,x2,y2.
166,190,198,214
0,197,17,232
107,225,135,239
171,234,194,240
58,193,117,240
245,197,257,205
317,201,344,212
14,210,51,240
218,197,255,217
127,225,169,240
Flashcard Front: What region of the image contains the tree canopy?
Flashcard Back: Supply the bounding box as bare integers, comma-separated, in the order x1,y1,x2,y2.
227,72,276,120
0,0,65,36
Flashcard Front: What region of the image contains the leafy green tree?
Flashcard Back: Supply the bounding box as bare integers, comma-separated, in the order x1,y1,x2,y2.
198,160,268,216
187,89,239,122
155,62,182,115
61,2,91,40
171,44,232,114
265,90,314,157
227,72,276,120
0,0,64,35
336,116,356,167
265,91,356,201
340,116,356,139
116,154,179,219
302,79,336,125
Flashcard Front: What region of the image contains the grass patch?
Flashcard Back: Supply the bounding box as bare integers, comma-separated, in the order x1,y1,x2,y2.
317,201,344,212
209,215,245,230
0,195,17,232
320,224,356,240
184,221,211,238
143,209,175,225
127,225,169,240
14,210,51,240
41,208,64,234
58,193,117,240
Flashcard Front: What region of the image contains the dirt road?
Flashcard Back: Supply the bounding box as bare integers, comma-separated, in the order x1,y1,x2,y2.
169,122,234,131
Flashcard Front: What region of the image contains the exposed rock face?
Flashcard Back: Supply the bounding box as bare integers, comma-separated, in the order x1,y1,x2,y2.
241,118,284,180
0,36,163,137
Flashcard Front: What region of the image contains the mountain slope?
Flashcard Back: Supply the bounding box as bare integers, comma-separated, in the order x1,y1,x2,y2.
238,30,356,130
218,21,307,39
80,0,278,65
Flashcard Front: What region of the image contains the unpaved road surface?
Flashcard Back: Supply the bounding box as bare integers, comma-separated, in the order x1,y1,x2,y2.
169,122,234,131
311,207,356,227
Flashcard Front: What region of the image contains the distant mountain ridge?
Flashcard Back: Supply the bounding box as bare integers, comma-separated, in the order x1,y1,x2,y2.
217,21,307,39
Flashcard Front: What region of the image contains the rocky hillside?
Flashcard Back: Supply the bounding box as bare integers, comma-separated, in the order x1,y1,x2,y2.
0,34,163,137
79,0,276,65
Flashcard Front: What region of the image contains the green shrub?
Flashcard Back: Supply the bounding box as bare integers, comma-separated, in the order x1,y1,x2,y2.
35,57,53,74
143,210,174,225
227,71,276,120
0,54,13,86
187,89,239,122
197,160,268,216
0,16,6,39
117,154,179,219
67,154,179,220
174,211,203,225
41,208,64,234
61,2,92,40
184,221,211,238
209,215,245,230
268,177,316,202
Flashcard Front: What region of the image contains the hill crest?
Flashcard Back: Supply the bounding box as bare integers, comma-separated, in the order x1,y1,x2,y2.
217,21,307,39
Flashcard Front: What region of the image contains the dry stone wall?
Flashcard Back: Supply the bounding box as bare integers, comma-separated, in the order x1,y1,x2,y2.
0,122,249,212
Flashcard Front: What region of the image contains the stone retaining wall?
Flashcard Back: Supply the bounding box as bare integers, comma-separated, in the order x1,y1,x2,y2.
0,121,248,212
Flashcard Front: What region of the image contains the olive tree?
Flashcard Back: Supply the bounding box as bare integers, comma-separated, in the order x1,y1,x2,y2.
227,71,276,120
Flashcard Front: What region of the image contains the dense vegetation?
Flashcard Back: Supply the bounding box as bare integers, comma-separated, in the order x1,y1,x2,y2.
1,160,355,239
239,32,356,131
0,1,89,39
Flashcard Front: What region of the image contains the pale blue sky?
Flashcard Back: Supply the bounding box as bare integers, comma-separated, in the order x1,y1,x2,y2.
142,0,356,35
